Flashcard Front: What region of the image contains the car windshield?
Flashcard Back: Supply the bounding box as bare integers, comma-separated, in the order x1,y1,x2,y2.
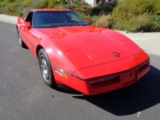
33,11,88,28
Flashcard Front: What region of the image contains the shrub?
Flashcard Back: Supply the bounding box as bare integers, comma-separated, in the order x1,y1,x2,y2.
151,15,160,31
70,1,91,16
94,15,111,28
4,2,20,15
118,0,126,3
0,0,113,29
0,2,6,14
90,1,117,15
134,14,152,32
15,0,32,16
112,0,160,32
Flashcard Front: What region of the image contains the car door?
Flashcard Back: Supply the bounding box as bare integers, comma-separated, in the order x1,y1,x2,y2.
19,12,34,50
19,11,39,55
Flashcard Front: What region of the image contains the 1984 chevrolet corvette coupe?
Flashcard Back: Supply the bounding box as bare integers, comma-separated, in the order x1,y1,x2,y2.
16,9,150,95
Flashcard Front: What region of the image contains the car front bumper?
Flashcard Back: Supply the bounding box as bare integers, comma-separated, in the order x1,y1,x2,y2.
53,60,150,95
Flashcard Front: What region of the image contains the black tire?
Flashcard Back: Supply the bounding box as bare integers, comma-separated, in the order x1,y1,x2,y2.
38,49,57,88
17,29,27,48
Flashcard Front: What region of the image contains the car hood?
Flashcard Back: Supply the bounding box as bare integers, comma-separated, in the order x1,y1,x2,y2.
35,26,143,75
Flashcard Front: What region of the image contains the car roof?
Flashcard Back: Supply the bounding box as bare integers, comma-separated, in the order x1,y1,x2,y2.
31,8,71,12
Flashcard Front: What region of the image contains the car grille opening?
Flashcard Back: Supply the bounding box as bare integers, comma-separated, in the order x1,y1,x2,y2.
90,76,120,88
138,61,149,74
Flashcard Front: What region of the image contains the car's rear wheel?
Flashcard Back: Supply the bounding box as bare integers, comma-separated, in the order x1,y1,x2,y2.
17,29,26,48
38,49,57,88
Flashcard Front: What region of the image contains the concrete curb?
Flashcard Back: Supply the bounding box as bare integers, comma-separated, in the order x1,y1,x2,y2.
0,14,17,24
0,14,159,56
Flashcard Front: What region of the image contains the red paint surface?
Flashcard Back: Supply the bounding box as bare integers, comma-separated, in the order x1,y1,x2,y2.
17,9,150,95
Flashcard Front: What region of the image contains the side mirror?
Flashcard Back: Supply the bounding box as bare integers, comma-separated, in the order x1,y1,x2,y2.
85,20,91,25
23,22,31,29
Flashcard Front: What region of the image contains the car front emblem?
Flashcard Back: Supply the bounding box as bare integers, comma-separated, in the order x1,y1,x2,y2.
113,52,120,57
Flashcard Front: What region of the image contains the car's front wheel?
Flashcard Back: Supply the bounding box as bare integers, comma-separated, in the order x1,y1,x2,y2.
38,49,57,88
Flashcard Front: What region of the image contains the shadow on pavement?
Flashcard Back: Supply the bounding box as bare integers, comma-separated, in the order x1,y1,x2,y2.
73,65,160,116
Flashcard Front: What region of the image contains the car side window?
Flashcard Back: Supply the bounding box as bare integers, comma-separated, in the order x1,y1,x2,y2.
25,12,33,26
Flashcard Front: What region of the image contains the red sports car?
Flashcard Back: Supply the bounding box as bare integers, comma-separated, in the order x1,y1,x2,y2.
16,9,150,95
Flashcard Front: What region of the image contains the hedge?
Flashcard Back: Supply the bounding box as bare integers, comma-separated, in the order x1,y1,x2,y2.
111,0,160,32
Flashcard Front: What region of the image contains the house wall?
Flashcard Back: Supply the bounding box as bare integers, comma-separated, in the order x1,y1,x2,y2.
84,0,112,6
84,0,95,6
